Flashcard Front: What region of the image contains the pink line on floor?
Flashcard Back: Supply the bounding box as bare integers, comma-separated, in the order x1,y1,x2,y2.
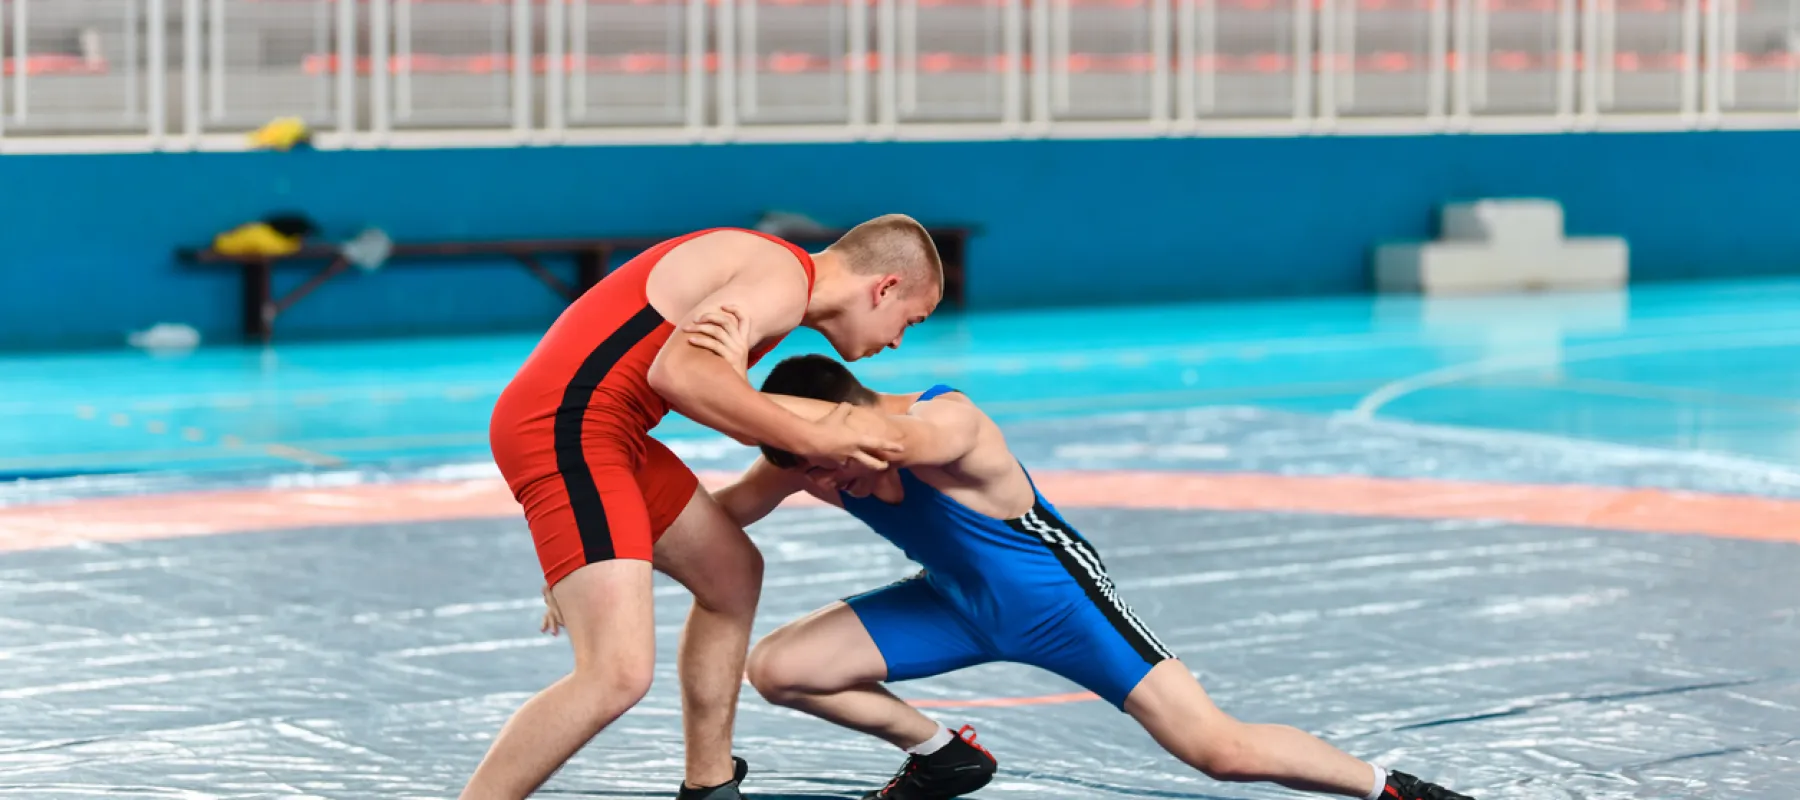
3,470,1799,552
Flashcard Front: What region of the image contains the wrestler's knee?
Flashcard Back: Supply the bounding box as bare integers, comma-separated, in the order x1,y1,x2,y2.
565,644,656,718
744,631,807,706
696,538,764,618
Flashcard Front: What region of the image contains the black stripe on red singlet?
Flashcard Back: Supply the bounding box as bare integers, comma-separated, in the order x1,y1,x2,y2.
554,304,667,562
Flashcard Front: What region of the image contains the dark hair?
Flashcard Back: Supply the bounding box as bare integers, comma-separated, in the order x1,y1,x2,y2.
758,355,876,468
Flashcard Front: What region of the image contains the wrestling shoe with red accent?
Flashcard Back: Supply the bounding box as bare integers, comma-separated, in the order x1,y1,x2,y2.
1383,770,1475,800
862,726,997,800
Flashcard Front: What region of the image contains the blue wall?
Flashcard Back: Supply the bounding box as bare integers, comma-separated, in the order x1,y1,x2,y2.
3,131,1798,349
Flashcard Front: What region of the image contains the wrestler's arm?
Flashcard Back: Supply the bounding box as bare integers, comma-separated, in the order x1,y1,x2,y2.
762,394,981,468
647,260,810,449
713,455,808,528
648,263,898,468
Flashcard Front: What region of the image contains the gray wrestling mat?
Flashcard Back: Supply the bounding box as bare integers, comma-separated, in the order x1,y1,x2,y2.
2,409,1798,799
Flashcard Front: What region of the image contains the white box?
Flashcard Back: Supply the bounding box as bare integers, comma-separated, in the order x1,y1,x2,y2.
1375,198,1629,295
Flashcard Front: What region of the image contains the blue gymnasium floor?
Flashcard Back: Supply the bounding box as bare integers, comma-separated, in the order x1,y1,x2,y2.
2,279,1799,799
5,278,1800,482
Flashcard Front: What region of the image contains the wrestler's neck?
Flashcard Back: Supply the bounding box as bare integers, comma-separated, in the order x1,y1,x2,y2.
799,250,858,327
872,394,914,415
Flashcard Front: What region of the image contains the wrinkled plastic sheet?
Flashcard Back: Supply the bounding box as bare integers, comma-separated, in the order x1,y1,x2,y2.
3,409,1799,799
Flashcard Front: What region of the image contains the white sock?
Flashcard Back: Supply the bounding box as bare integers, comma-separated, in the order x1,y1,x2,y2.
1364,763,1388,800
906,726,955,756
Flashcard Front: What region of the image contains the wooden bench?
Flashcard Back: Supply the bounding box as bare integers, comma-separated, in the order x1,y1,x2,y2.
177,227,973,343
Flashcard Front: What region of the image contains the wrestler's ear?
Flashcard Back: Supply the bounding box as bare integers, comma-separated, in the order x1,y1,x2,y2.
871,274,902,306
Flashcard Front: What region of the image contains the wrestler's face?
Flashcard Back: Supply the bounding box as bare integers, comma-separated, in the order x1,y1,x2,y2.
797,459,883,498
821,275,939,361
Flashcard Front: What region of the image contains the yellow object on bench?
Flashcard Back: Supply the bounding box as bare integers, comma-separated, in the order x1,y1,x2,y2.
213,222,303,258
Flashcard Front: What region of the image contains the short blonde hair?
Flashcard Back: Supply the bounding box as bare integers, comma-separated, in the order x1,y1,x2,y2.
825,214,944,297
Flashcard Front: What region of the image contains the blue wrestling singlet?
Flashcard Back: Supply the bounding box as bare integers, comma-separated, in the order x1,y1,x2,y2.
839,385,1176,709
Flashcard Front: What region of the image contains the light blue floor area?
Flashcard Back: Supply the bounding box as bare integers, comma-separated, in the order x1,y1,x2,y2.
5,277,1800,479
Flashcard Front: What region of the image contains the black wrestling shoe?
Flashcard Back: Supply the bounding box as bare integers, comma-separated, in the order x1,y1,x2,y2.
674,756,749,800
1382,770,1475,800
862,726,997,800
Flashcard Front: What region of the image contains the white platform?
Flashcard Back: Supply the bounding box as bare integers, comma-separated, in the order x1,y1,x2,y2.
1375,199,1630,295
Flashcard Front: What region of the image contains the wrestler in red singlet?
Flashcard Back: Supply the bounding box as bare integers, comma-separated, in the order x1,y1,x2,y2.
466,217,942,800
489,229,814,586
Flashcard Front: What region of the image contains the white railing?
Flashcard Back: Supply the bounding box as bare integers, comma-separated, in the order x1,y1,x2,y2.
0,0,1797,153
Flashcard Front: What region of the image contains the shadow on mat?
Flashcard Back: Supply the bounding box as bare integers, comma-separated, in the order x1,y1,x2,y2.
538,793,859,799
541,785,1227,799
538,771,1231,800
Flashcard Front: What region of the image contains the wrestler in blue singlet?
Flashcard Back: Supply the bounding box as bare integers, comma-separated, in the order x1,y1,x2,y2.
838,385,1175,709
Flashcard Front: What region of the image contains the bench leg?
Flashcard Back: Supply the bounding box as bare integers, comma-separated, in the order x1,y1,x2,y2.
514,253,576,301
576,247,609,297
937,233,967,308
244,260,274,344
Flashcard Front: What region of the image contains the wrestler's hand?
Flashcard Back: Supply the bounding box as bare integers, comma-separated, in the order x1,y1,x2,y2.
802,403,905,471
540,585,566,636
683,304,752,379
